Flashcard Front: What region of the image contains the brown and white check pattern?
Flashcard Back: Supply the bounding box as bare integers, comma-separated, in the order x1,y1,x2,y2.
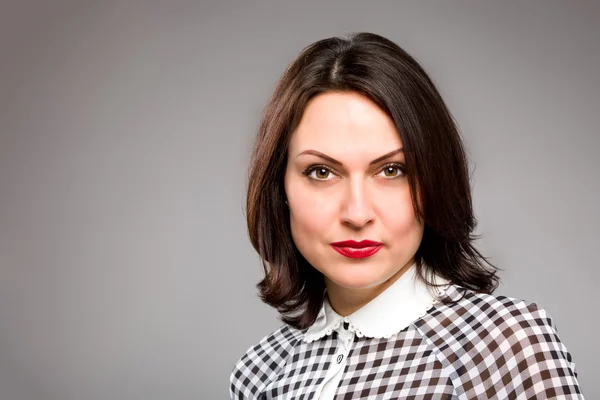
230,285,584,399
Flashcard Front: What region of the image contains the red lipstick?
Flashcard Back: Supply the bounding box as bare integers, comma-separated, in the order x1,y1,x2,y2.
330,240,383,259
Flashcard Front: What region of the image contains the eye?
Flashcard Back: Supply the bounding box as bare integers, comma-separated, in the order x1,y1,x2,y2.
302,165,336,181
378,163,405,179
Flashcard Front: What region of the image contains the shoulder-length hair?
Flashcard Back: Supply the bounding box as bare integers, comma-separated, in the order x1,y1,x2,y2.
246,32,499,330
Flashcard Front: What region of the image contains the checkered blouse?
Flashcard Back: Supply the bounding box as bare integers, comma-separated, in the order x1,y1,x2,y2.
230,267,583,399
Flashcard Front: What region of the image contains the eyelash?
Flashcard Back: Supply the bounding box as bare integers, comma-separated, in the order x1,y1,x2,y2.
302,163,406,181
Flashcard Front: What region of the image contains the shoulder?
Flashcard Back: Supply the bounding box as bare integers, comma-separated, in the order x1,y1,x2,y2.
229,324,304,399
415,284,583,398
420,284,555,335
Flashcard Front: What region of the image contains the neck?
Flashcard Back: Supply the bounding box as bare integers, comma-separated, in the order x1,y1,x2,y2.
325,258,415,317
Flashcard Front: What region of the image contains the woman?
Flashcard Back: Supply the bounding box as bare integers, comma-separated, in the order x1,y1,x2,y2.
230,32,583,399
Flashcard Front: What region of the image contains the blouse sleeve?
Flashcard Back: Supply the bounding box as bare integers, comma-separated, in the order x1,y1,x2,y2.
494,302,584,398
229,325,302,399
417,289,586,398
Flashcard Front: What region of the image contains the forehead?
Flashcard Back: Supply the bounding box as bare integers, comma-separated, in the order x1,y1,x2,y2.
289,91,402,156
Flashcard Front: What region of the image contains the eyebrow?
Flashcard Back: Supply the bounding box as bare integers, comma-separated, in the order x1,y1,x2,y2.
296,148,404,166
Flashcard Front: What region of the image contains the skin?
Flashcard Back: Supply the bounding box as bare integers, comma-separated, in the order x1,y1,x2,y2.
284,91,425,317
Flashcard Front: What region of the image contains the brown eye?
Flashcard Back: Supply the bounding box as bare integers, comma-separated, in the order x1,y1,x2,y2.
384,167,397,177
310,168,331,180
379,164,405,179
314,168,330,179
303,165,336,181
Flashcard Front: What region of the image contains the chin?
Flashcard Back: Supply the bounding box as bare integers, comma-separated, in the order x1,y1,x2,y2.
327,267,389,290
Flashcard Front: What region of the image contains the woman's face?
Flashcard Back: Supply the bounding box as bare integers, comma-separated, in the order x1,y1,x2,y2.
284,91,424,292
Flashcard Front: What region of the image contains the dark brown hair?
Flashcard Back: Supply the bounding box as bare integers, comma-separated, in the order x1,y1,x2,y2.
246,32,499,330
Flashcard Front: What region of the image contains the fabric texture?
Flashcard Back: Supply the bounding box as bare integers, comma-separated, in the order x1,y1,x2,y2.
230,283,584,399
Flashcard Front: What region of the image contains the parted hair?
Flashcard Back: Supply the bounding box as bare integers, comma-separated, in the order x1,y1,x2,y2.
246,32,499,330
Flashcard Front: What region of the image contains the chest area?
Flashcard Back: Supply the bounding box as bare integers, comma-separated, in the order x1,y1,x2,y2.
263,331,454,399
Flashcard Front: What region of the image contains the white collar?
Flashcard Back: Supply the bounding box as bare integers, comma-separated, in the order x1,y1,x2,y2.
303,262,449,342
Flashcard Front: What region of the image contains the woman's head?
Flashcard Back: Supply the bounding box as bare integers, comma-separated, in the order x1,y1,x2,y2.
246,32,498,329
284,91,423,304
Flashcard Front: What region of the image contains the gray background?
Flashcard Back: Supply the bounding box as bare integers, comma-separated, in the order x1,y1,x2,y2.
1,1,598,399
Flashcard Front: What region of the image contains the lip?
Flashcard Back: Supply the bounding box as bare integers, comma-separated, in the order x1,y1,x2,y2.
330,240,383,259
330,240,383,248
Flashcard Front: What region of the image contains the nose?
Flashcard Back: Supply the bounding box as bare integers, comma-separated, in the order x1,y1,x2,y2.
340,177,375,229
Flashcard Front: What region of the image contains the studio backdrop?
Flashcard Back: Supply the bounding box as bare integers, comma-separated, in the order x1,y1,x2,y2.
0,1,598,399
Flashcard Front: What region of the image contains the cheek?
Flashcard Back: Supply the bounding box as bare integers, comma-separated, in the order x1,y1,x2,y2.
288,188,337,241
284,171,335,245
379,188,423,236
